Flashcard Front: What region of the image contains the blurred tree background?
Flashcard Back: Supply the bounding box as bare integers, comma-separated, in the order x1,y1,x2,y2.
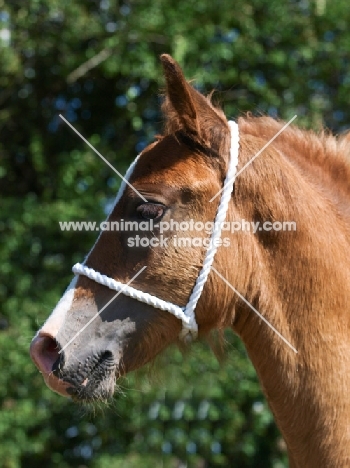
1,0,350,466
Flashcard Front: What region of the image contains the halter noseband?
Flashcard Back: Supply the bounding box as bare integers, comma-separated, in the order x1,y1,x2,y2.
72,121,240,341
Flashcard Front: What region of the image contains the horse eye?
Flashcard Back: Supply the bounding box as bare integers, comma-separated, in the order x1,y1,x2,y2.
136,203,165,220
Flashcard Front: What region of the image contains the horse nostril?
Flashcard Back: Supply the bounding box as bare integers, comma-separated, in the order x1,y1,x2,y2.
30,334,63,374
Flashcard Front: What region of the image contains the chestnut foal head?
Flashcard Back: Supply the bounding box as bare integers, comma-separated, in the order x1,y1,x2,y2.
30,55,240,400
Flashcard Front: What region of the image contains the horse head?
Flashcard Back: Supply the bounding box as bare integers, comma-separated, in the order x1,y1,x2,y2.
30,55,250,401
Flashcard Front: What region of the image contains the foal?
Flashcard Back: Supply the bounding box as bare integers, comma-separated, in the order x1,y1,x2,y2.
31,54,350,466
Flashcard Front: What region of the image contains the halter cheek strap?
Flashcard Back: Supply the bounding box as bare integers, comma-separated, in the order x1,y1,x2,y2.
72,121,240,341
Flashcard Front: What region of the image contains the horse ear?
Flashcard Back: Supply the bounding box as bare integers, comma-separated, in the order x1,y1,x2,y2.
160,54,199,135
160,54,228,148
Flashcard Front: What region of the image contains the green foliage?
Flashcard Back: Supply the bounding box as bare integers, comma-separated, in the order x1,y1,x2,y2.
1,0,349,466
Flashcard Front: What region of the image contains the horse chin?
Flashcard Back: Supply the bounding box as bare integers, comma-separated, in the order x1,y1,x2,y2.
66,376,116,403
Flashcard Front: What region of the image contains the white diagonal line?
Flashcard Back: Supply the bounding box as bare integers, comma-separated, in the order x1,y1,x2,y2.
59,114,147,202
212,267,298,353
59,266,147,354
210,115,297,202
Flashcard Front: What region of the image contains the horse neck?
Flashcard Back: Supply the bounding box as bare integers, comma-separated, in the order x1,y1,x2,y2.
227,131,350,465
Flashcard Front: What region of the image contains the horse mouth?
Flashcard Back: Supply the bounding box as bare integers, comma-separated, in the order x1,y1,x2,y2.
41,372,72,397
53,351,117,402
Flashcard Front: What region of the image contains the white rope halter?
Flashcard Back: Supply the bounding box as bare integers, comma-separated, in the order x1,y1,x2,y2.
72,121,240,341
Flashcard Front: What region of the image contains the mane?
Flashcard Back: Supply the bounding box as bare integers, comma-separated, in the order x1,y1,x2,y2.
239,115,350,209
162,86,350,196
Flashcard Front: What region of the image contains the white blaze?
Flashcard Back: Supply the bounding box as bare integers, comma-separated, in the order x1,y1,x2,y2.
39,276,78,337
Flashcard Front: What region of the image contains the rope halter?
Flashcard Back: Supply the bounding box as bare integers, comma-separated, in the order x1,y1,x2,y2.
72,121,240,342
